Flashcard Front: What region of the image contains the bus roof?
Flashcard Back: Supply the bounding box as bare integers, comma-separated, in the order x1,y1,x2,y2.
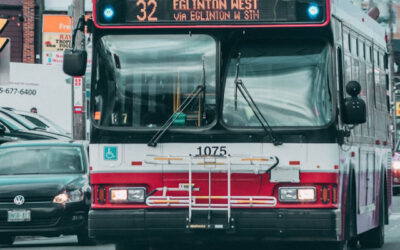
332,0,386,49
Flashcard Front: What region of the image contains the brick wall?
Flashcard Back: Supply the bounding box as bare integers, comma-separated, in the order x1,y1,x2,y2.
22,0,35,63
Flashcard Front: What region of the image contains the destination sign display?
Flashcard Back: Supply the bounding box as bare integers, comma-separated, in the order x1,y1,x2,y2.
96,0,327,26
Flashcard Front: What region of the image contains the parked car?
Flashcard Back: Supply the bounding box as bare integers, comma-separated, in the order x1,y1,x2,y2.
2,108,71,137
0,112,66,141
0,135,18,145
393,140,400,195
0,140,92,245
0,108,70,139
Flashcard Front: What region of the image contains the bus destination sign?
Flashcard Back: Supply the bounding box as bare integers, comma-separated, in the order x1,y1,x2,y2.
96,0,327,26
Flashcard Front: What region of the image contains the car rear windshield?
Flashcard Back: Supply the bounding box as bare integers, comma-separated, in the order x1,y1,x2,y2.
0,146,84,175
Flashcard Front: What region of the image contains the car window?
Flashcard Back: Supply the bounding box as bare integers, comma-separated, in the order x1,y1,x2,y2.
22,115,49,129
0,113,26,130
0,110,38,130
0,146,84,175
21,113,69,135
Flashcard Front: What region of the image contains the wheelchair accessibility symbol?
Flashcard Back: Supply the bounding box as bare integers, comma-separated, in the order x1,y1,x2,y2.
104,146,118,160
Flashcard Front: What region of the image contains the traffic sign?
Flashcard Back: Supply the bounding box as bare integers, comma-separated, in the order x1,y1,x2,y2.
396,102,400,117
0,18,9,52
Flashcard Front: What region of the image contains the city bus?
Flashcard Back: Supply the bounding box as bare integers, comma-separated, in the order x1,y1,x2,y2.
63,0,393,249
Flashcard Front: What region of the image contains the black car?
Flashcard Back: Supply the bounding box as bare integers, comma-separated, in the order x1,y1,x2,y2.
0,135,18,145
0,108,70,140
0,140,92,245
0,112,66,141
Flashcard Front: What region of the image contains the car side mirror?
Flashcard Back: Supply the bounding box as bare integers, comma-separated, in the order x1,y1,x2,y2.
63,49,87,76
0,124,6,135
343,81,366,125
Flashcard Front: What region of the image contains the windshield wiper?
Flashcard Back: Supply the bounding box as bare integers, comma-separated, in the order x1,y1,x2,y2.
148,57,207,147
33,127,45,131
233,53,282,146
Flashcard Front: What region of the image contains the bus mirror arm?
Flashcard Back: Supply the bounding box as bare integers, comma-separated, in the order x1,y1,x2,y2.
337,127,351,145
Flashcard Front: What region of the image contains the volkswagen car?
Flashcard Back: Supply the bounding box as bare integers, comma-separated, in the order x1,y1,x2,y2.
0,140,92,245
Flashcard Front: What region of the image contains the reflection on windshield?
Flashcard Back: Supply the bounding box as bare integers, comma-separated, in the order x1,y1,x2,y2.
0,113,26,131
93,34,217,128
0,147,84,175
223,40,332,127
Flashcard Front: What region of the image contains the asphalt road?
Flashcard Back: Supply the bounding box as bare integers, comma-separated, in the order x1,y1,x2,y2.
3,197,400,250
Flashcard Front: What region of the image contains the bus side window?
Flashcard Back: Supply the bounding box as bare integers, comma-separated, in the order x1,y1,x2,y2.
384,53,390,113
365,43,375,138
358,39,364,59
344,55,352,92
351,35,361,137
380,51,386,112
358,38,368,138
350,36,357,56
343,30,350,52
373,49,380,110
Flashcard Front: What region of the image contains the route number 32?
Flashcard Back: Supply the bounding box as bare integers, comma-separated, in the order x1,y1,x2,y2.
136,0,158,21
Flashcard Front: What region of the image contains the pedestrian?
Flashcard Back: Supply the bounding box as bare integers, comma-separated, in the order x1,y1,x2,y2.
30,107,37,113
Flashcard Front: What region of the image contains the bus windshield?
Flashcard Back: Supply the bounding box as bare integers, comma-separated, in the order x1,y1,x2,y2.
223,40,332,127
93,34,217,129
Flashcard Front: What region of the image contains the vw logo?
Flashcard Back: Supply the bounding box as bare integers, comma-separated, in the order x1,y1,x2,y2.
13,195,25,205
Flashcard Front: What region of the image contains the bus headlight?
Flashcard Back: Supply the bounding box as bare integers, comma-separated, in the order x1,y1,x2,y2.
279,188,297,202
110,187,146,203
279,187,316,203
392,161,400,170
128,189,145,202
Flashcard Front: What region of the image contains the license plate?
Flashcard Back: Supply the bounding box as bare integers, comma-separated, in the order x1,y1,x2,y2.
7,210,31,222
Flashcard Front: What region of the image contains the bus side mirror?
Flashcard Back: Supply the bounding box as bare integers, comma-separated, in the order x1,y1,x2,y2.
343,81,366,125
63,49,87,76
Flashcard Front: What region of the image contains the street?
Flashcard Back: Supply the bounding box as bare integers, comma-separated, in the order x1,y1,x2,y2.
1,196,400,250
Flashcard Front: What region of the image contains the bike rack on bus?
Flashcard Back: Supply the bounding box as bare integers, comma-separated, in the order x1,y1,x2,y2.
144,154,279,229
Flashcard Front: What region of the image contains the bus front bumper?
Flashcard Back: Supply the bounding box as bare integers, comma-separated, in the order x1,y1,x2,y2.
89,208,342,243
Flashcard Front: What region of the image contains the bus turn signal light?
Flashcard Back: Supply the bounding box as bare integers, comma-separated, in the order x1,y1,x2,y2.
332,184,338,204
321,185,330,204
97,186,106,204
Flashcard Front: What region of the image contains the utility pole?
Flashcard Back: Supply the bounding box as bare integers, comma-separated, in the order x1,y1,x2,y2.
72,0,86,140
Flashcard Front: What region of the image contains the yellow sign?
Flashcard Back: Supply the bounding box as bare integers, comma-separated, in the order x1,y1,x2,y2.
0,18,8,33
396,102,400,117
0,18,9,52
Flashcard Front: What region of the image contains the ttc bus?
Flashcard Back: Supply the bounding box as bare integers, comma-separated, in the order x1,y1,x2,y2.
63,0,393,249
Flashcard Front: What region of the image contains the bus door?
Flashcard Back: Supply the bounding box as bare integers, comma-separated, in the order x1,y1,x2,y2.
358,149,376,214
366,151,376,209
